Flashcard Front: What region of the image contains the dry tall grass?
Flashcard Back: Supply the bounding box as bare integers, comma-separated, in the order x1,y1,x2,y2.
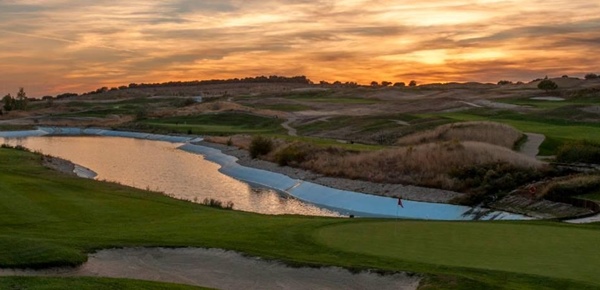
303,141,544,189
207,134,545,192
396,121,523,149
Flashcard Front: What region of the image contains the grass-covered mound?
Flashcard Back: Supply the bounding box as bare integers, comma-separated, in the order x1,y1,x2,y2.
396,121,523,149
1,147,599,289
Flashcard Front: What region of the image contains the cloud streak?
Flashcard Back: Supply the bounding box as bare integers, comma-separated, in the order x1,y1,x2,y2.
0,0,599,96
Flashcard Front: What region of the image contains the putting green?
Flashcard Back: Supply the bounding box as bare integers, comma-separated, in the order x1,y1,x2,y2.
316,221,600,286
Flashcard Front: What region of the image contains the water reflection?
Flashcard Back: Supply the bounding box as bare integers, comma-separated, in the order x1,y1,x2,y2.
1,136,340,217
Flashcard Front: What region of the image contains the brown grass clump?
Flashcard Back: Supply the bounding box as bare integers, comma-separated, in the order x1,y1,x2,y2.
396,121,523,149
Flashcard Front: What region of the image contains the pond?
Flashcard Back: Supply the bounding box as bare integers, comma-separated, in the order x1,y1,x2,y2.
0,128,531,220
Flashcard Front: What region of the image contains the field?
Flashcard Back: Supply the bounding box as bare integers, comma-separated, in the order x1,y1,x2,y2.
1,147,600,289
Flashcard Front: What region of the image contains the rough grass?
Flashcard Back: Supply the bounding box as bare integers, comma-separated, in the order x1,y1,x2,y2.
538,174,600,199
0,148,599,289
396,121,523,149
134,112,285,135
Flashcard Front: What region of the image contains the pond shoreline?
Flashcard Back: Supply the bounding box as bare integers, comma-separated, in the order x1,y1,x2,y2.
1,127,531,220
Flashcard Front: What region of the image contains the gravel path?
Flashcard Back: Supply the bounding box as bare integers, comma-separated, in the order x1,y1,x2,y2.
281,116,298,136
520,133,545,158
0,248,421,290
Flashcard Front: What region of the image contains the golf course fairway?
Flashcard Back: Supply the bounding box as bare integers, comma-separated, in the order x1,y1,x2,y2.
1,147,599,289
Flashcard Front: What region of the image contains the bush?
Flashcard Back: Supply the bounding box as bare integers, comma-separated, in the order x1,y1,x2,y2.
202,198,234,210
249,135,273,158
556,141,600,164
584,73,598,80
450,162,545,205
275,143,308,166
537,79,558,92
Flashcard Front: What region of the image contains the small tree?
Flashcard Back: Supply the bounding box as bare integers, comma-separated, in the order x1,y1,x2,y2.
537,79,558,92
381,81,392,87
2,94,15,111
408,80,417,87
393,82,405,87
370,81,379,87
497,80,512,85
15,87,28,110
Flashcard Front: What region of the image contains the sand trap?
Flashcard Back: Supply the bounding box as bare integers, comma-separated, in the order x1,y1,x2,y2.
530,97,565,101
0,248,421,290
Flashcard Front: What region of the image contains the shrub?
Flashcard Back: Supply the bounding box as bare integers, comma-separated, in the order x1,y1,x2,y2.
450,162,545,205
249,135,273,158
202,198,234,210
275,143,309,166
537,79,558,92
556,141,600,164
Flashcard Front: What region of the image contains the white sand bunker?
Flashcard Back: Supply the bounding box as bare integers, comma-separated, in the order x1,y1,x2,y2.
0,248,421,290
530,97,565,101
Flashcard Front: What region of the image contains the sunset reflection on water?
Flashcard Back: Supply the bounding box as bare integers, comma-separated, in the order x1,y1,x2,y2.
2,136,341,217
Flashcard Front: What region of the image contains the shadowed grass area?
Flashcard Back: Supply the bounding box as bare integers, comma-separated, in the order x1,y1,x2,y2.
1,147,599,289
0,277,209,289
138,113,285,135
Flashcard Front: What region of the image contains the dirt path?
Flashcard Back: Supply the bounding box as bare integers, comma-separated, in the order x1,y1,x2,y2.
0,248,421,290
281,116,298,136
520,133,545,158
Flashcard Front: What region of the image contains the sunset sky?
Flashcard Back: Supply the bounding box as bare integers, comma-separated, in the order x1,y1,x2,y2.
1,0,599,97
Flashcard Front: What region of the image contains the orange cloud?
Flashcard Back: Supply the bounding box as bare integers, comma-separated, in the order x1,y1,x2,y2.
0,0,599,96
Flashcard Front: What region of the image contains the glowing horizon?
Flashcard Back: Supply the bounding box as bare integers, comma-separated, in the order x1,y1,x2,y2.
1,0,599,96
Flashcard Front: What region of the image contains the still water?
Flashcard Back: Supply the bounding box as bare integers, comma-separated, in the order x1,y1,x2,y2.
2,136,340,217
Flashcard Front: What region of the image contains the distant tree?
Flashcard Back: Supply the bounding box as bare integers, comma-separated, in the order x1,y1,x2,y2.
2,93,15,111
370,81,379,87
15,87,28,110
537,79,558,92
585,73,598,80
497,80,512,85
408,80,417,87
562,75,569,78
381,81,392,87
393,82,405,87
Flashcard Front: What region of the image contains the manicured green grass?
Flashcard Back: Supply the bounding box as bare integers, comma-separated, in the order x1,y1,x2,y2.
139,113,285,135
0,277,209,290
316,221,600,287
1,148,599,289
